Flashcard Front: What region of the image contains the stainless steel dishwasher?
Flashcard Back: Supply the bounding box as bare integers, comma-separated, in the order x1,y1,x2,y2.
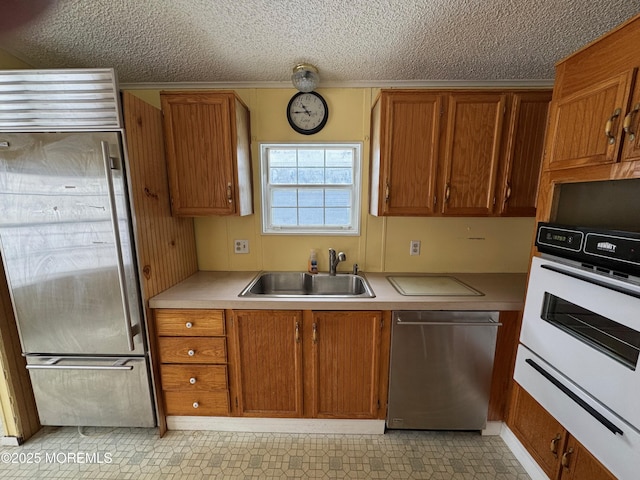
387,311,499,430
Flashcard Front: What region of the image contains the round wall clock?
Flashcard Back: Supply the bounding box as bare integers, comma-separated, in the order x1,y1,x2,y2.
286,91,328,135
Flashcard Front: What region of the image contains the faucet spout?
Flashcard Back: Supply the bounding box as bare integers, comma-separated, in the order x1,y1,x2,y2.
328,248,346,275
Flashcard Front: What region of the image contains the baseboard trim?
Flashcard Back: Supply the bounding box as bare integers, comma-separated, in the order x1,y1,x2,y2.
166,416,386,434
1,436,21,446
481,421,502,436
500,424,549,480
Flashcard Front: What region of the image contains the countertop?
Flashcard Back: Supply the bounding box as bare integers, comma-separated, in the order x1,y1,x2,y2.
149,271,527,311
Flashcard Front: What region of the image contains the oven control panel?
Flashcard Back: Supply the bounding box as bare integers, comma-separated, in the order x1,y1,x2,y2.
536,222,640,276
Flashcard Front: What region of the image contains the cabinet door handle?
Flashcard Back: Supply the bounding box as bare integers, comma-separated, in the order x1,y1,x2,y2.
189,377,197,385
187,349,195,357
192,401,199,409
185,322,193,329
623,103,639,142
549,434,562,457
605,108,622,145
445,183,451,203
385,181,390,203
312,323,318,344
561,447,574,469
227,182,233,203
295,321,300,343
505,182,512,202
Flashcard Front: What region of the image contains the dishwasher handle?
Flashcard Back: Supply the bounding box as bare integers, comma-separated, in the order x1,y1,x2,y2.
396,320,501,326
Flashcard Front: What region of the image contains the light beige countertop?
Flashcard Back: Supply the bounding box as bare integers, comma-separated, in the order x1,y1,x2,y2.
149,271,527,311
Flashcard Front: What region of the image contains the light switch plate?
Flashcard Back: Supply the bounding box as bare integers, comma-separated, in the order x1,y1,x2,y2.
234,239,249,254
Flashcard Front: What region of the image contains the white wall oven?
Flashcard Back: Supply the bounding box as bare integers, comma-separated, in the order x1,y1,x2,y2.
515,223,640,480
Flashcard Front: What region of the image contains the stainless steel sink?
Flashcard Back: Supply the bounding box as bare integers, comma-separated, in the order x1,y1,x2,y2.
239,272,375,298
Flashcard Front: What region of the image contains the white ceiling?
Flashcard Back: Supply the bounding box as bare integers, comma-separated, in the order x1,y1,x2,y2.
0,1,639,87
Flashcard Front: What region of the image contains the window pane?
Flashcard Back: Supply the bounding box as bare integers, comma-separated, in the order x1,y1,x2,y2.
269,149,297,167
270,167,297,184
298,189,324,207
325,189,351,207
326,149,353,167
298,208,324,225
326,168,352,184
325,208,351,225
298,149,324,167
298,168,324,184
272,189,297,207
272,208,298,226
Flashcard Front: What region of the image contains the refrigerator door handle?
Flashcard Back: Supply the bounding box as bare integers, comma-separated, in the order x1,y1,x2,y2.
101,140,135,352
26,358,134,371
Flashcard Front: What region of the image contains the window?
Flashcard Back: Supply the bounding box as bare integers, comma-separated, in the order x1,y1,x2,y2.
261,143,361,235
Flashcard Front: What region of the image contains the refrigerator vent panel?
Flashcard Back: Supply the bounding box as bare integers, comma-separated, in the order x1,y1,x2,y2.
0,68,122,131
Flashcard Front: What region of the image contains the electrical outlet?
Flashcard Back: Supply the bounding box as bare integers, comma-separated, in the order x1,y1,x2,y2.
410,240,421,256
234,239,249,254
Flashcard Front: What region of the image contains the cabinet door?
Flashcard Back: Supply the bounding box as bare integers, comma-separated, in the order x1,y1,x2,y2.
230,310,303,417
621,80,640,163
372,91,442,215
310,311,382,418
508,383,565,479
161,92,236,216
499,92,551,216
560,436,617,480
546,70,636,171
441,93,506,215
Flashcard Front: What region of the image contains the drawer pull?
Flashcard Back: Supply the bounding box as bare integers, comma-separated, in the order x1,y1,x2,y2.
189,377,197,385
192,402,199,409
185,322,193,329
187,349,195,357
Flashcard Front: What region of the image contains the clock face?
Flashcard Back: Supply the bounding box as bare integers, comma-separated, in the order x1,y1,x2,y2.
286,92,328,135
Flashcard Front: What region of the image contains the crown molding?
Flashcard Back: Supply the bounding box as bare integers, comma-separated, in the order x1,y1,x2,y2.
119,78,554,90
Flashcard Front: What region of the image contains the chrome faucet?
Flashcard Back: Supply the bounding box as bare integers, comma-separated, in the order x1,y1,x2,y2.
328,248,346,276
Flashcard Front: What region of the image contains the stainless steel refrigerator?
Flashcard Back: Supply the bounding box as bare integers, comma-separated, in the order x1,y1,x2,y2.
0,131,155,427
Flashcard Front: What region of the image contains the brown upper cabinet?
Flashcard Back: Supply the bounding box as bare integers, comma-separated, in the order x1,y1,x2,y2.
369,89,550,217
160,91,253,216
441,92,506,215
545,71,638,171
498,91,552,216
541,15,640,176
370,91,443,215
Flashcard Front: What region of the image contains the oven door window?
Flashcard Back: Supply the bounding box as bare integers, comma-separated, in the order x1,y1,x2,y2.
542,293,640,370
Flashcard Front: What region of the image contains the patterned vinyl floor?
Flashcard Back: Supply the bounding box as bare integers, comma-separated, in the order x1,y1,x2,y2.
0,426,530,479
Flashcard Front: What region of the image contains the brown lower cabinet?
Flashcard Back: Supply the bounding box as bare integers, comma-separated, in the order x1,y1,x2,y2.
508,383,616,480
228,310,390,419
155,309,230,417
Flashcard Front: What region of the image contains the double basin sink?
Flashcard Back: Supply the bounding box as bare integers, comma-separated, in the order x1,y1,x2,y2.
239,272,375,298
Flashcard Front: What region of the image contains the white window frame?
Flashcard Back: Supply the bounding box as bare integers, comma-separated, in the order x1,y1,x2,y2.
260,143,362,235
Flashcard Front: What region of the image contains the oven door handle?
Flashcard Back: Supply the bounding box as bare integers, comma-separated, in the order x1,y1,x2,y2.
525,358,623,436
541,263,640,300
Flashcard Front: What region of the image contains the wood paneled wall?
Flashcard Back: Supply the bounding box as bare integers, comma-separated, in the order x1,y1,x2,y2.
0,255,39,442
122,92,199,435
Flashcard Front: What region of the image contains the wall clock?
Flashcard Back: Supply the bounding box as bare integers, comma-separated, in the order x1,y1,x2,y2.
286,91,328,135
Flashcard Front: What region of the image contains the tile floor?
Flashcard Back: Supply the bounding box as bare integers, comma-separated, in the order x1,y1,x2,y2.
0,427,530,479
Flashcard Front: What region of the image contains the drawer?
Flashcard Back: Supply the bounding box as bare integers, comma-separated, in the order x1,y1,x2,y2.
164,390,229,416
158,337,226,364
155,309,225,336
160,364,227,391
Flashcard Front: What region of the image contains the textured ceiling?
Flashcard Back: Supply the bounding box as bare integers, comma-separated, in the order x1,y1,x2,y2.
0,1,639,86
